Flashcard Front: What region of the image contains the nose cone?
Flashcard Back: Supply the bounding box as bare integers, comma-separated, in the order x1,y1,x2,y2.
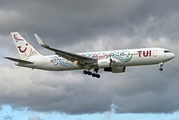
169,53,175,59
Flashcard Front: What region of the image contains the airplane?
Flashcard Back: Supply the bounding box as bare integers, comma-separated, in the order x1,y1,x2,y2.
5,32,175,78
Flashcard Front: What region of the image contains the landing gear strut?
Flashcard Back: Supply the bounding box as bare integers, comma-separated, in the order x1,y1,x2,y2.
159,62,164,71
83,69,100,78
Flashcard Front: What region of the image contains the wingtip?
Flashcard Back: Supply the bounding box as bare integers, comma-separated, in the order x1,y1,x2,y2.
34,34,49,48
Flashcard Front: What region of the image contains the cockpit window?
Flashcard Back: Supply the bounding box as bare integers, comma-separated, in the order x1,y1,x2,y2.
164,50,171,53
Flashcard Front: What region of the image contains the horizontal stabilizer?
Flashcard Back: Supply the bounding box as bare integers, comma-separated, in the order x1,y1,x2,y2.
4,57,34,64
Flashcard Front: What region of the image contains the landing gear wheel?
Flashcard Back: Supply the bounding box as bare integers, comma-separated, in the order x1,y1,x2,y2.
92,73,100,78
88,71,92,75
96,74,100,78
83,70,88,74
159,68,163,71
92,73,96,77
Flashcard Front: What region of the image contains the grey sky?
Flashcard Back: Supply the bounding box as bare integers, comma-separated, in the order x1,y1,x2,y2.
0,0,179,114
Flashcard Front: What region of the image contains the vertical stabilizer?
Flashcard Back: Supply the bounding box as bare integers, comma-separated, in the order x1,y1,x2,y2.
11,32,42,60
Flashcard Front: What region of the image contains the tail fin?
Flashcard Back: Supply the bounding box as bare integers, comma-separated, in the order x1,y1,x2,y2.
11,32,42,60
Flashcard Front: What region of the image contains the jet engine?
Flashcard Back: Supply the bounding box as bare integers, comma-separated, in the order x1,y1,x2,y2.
104,66,126,73
97,59,116,68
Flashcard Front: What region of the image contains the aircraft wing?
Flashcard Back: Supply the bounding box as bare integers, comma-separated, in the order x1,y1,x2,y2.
34,34,97,64
4,57,34,64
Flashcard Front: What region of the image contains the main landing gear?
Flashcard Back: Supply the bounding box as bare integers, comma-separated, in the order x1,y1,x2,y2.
159,62,164,71
83,69,100,78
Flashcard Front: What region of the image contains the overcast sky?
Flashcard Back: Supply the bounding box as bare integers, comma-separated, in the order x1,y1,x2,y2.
0,0,179,120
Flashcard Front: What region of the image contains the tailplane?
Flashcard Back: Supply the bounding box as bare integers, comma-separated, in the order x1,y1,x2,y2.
11,32,42,60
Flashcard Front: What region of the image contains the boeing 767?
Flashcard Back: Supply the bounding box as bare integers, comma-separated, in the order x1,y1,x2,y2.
5,32,175,78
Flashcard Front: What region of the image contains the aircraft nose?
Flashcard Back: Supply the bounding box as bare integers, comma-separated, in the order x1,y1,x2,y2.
172,53,175,58
170,53,175,59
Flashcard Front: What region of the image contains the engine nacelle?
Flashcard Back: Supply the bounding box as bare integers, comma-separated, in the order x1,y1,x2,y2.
97,59,116,68
97,59,110,68
104,66,126,73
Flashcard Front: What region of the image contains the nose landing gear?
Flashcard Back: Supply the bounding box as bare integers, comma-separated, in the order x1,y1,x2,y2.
159,62,164,71
159,67,163,71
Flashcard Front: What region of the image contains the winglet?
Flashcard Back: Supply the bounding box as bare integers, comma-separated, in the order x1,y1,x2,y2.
34,34,49,48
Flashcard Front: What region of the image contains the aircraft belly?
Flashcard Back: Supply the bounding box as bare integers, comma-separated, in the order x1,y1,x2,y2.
31,64,80,71
47,65,80,71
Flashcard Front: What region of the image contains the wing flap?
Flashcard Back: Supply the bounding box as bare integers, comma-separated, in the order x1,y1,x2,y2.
34,34,97,64
4,57,34,64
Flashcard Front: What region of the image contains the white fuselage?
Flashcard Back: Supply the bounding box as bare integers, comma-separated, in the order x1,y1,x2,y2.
16,48,175,71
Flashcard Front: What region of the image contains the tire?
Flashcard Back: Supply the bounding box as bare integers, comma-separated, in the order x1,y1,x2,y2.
96,74,100,78
83,70,87,74
88,71,92,75
159,68,163,71
92,73,96,77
